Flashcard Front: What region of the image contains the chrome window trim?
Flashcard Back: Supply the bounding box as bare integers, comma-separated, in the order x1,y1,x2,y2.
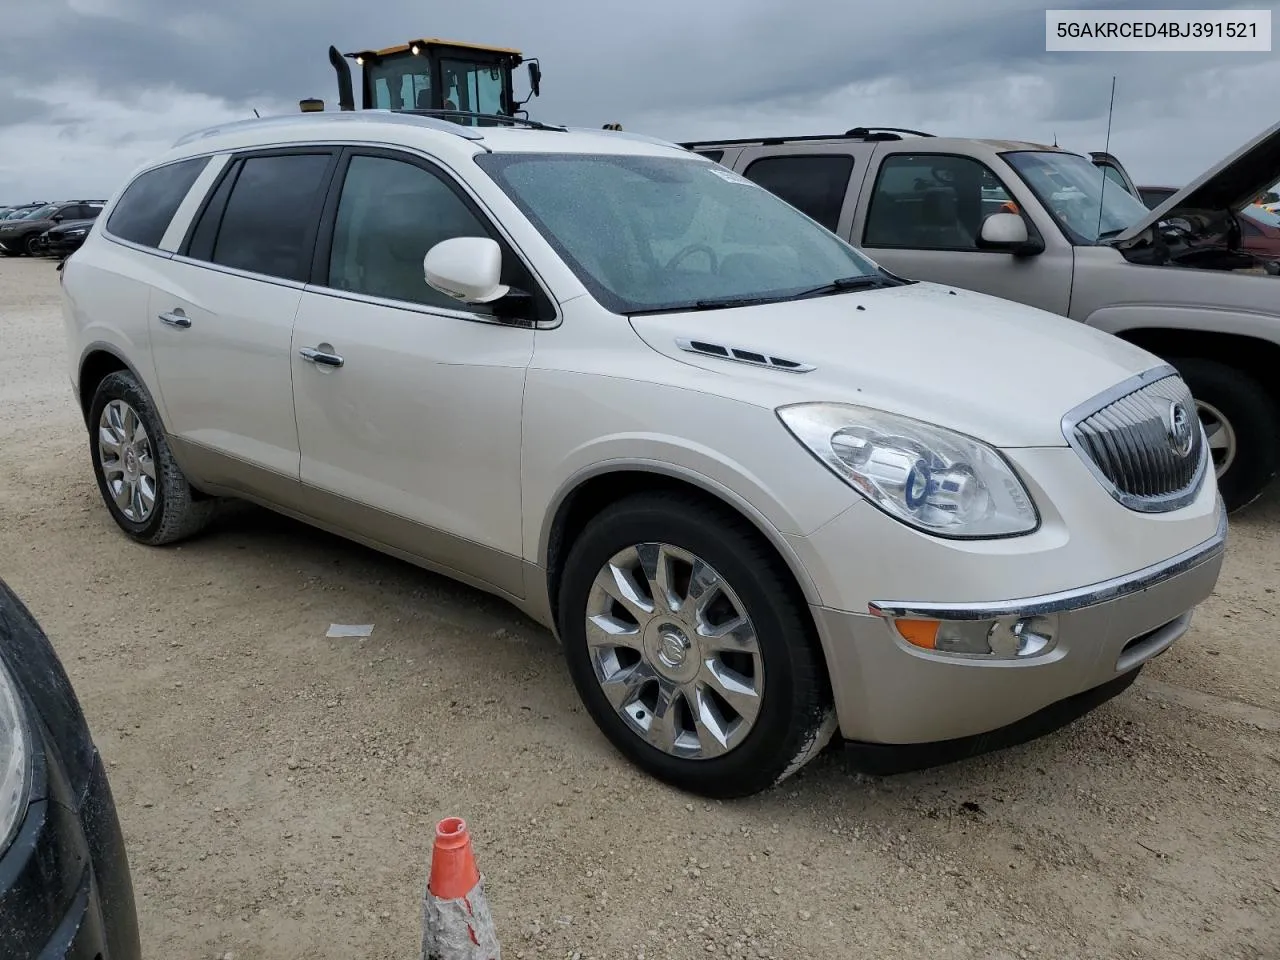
104,137,562,330
1060,363,1210,514
301,283,552,330
868,496,1227,621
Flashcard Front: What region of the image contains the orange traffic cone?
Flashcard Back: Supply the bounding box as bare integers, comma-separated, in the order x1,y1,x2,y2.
421,817,501,960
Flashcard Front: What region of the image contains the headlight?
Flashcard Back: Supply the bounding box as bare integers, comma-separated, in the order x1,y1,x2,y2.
777,402,1039,537
67,229,87,237
0,658,30,851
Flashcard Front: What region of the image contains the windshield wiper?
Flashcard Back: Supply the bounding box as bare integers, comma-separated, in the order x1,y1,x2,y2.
787,274,894,300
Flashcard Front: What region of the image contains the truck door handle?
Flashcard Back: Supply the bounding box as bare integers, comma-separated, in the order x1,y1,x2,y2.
158,311,191,328
299,347,344,368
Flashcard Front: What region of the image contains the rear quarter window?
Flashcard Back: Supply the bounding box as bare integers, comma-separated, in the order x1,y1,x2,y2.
106,157,211,248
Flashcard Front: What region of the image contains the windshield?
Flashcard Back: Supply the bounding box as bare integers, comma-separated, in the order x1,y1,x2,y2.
1005,151,1152,243
21,205,56,221
1243,204,1280,228
474,152,885,314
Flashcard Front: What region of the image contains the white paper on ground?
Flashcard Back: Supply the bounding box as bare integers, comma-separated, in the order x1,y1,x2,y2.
326,623,374,638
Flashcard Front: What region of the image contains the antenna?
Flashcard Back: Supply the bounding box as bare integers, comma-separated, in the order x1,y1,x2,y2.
1096,75,1116,238
253,108,261,118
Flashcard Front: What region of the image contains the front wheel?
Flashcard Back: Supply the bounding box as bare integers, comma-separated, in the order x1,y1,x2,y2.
557,492,836,798
1169,358,1280,512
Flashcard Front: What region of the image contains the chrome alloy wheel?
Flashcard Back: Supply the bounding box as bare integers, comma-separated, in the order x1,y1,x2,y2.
98,399,157,522
584,542,764,760
1196,398,1237,479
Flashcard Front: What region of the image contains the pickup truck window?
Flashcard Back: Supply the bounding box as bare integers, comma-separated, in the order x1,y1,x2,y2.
475,152,881,316
740,155,853,232
863,154,1013,251
1004,150,1151,244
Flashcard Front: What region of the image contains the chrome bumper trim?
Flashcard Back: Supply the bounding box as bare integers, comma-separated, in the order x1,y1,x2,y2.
868,498,1227,621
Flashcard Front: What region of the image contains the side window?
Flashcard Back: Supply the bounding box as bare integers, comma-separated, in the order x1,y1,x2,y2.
201,153,333,282
864,153,1014,251
695,150,724,164
106,156,211,248
1240,219,1261,237
1100,164,1134,196
324,154,506,310
741,155,853,232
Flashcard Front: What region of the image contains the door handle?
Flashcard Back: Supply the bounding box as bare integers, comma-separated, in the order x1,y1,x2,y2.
299,346,344,368
158,311,191,328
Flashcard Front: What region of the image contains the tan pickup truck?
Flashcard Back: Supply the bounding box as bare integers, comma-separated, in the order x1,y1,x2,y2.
683,122,1280,512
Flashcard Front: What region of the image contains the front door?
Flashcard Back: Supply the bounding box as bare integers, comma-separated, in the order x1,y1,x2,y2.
149,149,338,486
852,148,1074,316
290,148,541,597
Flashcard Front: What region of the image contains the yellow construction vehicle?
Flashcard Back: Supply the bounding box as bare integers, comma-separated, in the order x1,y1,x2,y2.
300,38,542,124
299,37,623,130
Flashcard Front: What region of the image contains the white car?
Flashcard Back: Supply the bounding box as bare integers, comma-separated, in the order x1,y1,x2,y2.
60,111,1227,798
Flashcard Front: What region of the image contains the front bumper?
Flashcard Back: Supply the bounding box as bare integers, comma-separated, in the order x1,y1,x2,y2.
0,751,141,960
810,502,1227,745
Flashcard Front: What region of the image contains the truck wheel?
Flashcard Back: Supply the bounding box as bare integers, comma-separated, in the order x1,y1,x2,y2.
557,491,836,798
1170,357,1280,512
88,370,219,545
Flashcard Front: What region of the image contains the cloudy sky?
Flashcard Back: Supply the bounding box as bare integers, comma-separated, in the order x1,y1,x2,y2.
1,0,1276,202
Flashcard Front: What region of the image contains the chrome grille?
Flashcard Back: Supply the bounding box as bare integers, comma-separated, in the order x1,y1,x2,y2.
1063,368,1208,513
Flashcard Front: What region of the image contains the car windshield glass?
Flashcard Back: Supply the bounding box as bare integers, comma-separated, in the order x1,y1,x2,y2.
1004,151,1152,243
473,152,886,314
21,205,56,220
1243,204,1280,227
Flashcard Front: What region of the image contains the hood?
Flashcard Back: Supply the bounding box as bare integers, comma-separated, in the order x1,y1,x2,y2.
1113,119,1280,244
47,218,95,235
628,281,1164,447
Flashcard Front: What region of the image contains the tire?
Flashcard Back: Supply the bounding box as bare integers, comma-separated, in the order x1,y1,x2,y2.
557,491,836,798
1168,357,1280,512
23,235,41,256
88,370,218,545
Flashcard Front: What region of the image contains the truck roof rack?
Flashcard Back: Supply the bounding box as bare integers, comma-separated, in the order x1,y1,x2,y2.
680,126,935,149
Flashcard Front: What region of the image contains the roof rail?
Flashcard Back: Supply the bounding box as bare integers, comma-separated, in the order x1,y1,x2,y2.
680,126,934,150
397,109,567,132
567,127,687,150
171,109,487,147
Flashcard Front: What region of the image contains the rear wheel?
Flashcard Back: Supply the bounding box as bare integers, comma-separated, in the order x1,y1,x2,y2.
88,370,218,545
1170,357,1280,512
557,492,836,798
23,235,41,256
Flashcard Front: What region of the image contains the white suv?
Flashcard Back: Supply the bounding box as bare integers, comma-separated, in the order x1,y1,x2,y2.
61,111,1227,797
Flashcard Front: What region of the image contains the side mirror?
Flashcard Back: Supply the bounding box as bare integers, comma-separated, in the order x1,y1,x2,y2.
527,62,542,97
978,212,1042,256
424,237,509,304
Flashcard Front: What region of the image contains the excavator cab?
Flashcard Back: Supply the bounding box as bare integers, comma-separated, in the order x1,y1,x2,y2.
323,38,541,123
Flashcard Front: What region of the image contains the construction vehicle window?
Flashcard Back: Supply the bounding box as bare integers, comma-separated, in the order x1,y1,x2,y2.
370,63,431,111
740,155,853,232
441,60,505,117
863,154,1013,251
105,156,211,249
206,153,332,282
326,154,510,309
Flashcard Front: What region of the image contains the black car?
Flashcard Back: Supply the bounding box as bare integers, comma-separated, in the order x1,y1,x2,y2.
0,578,141,960
38,219,98,259
0,203,103,257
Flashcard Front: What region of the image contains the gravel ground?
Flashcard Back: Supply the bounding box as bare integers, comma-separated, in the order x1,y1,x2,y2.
1,256,1277,960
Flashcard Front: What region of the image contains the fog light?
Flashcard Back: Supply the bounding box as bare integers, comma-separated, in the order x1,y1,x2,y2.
893,614,1058,659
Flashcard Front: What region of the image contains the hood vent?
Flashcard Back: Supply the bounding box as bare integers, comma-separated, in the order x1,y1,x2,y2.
675,338,815,373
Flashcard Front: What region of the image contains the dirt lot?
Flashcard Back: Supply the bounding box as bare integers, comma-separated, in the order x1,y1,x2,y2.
1,255,1277,960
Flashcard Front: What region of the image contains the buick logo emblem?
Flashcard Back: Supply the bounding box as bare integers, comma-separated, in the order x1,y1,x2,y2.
1167,401,1194,458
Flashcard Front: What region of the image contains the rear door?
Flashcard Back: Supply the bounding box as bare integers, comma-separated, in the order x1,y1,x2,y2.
727,144,876,240
148,148,339,490
851,145,1074,315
